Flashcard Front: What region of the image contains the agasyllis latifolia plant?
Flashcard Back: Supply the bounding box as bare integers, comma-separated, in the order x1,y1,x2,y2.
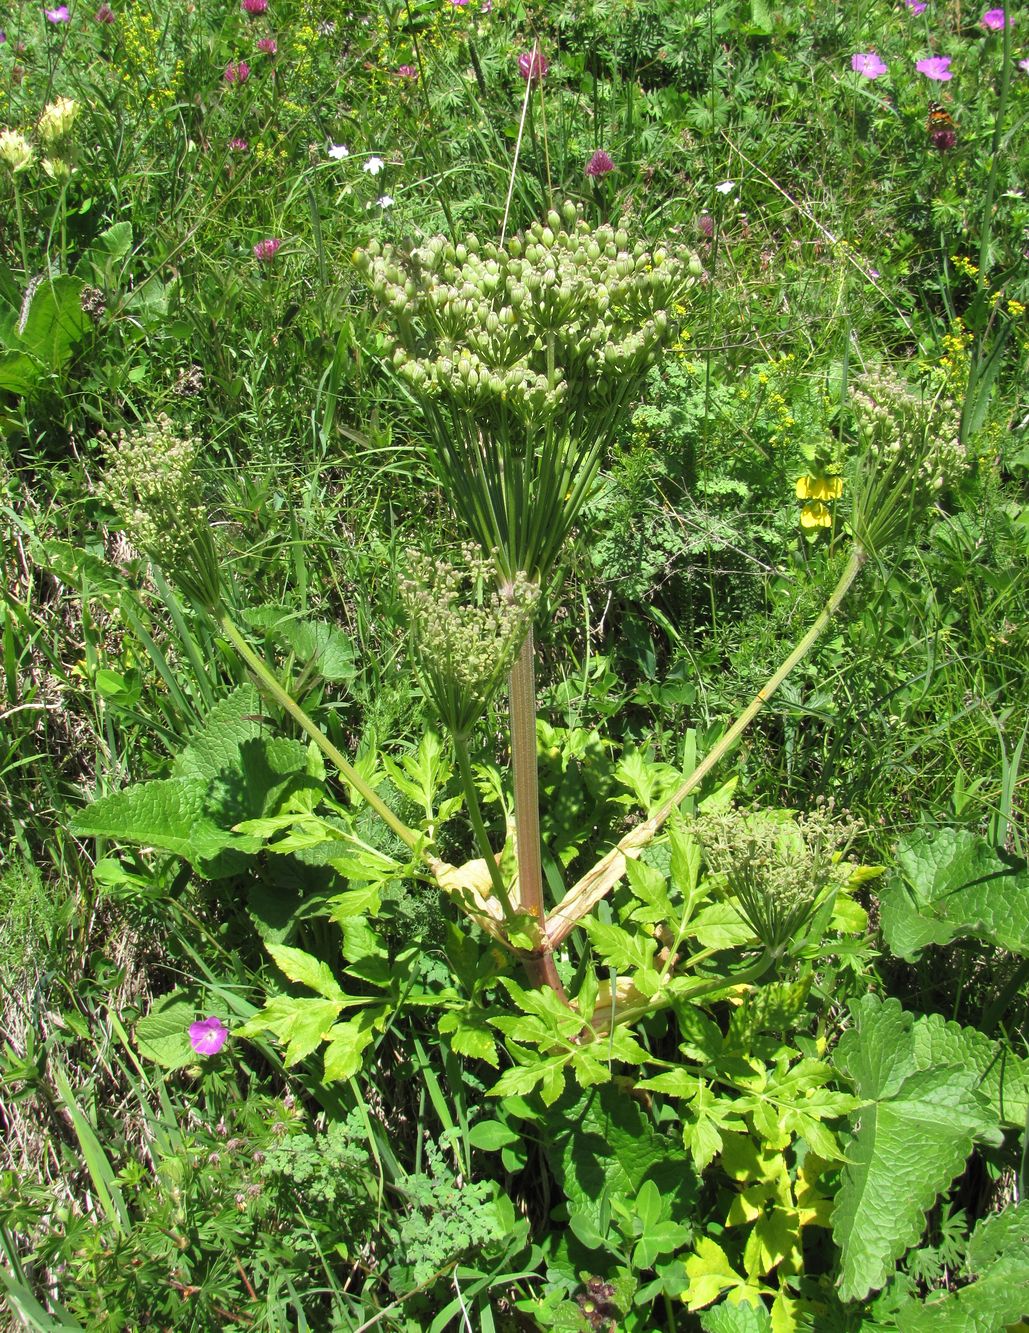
84,209,965,1088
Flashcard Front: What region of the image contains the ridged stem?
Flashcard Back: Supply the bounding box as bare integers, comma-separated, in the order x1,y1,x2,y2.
546,545,868,947
217,611,420,852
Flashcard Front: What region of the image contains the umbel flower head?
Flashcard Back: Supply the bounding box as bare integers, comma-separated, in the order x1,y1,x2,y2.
100,415,222,609
692,803,860,956
398,545,539,738
354,201,699,585
847,370,965,559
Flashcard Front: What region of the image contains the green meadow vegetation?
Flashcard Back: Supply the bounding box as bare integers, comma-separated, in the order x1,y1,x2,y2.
1,0,1028,1327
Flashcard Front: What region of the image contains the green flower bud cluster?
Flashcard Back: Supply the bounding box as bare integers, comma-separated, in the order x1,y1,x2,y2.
849,371,966,557
398,546,539,738
100,415,222,610
355,203,700,581
692,802,860,957
355,202,696,435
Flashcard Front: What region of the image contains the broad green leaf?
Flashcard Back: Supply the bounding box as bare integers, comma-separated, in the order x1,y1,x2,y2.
634,1217,691,1269
134,991,206,1069
266,944,345,1001
832,995,1000,1301
70,777,260,876
540,1083,698,1229
466,1120,520,1151
445,1018,498,1066
237,994,342,1065
322,1015,377,1081
171,684,265,781
0,348,43,394
691,902,754,949
582,917,658,974
74,220,133,282
73,687,316,877
291,619,356,681
15,276,91,371
909,1009,1029,1129
685,1237,766,1312
880,827,1029,960
700,1297,772,1332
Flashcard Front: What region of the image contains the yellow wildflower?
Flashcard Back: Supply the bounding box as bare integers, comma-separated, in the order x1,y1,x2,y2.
795,475,843,501
800,501,833,528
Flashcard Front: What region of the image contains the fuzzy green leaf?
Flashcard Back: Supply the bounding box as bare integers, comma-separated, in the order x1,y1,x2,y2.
70,777,261,876
832,995,1000,1302
880,827,1029,960
700,1298,772,1333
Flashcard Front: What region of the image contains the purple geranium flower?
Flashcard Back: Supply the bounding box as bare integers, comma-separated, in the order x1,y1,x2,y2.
45,5,70,21
905,0,927,14
851,51,888,77
980,8,1006,29
189,1017,228,1056
916,54,953,79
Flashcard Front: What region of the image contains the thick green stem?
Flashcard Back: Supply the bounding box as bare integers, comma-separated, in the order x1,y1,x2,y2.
452,733,517,925
217,611,420,852
546,545,868,947
508,625,545,937
594,951,776,1038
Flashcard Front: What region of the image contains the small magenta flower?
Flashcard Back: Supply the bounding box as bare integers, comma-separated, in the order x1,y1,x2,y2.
697,212,714,238
916,54,953,79
449,0,469,7
518,47,549,82
241,0,268,12
0,29,6,41
189,1017,228,1056
1020,57,1029,71
256,37,276,53
851,51,888,77
395,64,417,79
229,137,249,151
225,60,250,83
253,236,281,261
45,5,70,21
94,2,114,19
905,0,927,13
980,8,1006,29
585,149,615,177
481,0,492,10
